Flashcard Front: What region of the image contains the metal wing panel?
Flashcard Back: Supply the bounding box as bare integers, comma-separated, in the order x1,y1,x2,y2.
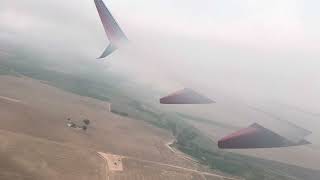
248,105,312,144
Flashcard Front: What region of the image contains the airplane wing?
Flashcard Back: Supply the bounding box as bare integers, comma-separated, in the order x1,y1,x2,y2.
248,105,312,144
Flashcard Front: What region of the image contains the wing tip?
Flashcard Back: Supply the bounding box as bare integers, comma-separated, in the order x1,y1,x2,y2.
97,43,117,59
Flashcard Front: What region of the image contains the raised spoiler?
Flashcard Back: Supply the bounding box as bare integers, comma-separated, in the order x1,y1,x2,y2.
160,88,215,104
218,123,310,149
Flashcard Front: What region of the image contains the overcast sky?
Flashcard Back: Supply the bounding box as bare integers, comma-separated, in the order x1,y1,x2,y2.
1,0,319,117
1,0,320,167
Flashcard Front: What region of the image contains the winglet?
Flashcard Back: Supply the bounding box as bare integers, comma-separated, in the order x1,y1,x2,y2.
97,43,117,59
94,0,128,58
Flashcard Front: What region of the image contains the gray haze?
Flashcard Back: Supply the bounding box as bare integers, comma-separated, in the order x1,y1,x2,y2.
1,0,320,168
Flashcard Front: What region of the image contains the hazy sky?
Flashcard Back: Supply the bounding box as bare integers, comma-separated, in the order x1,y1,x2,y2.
1,0,319,120
1,0,320,168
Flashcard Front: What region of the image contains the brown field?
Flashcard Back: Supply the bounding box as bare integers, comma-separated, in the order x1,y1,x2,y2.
98,153,123,171
0,129,105,180
0,75,236,180
98,152,239,180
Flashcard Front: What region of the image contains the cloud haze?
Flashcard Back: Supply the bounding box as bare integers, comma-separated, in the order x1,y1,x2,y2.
1,0,319,143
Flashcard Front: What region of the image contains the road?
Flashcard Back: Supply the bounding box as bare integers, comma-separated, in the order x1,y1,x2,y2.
0,96,21,103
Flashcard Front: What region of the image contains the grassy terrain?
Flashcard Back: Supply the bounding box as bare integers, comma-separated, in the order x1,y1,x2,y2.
176,113,240,130
1,51,320,180
110,101,320,180
172,127,320,180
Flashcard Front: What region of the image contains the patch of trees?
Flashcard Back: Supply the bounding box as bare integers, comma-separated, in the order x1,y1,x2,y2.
174,127,300,180
110,109,129,117
66,118,91,131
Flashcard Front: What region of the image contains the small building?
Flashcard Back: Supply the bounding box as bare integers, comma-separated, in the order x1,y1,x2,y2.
67,122,76,128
